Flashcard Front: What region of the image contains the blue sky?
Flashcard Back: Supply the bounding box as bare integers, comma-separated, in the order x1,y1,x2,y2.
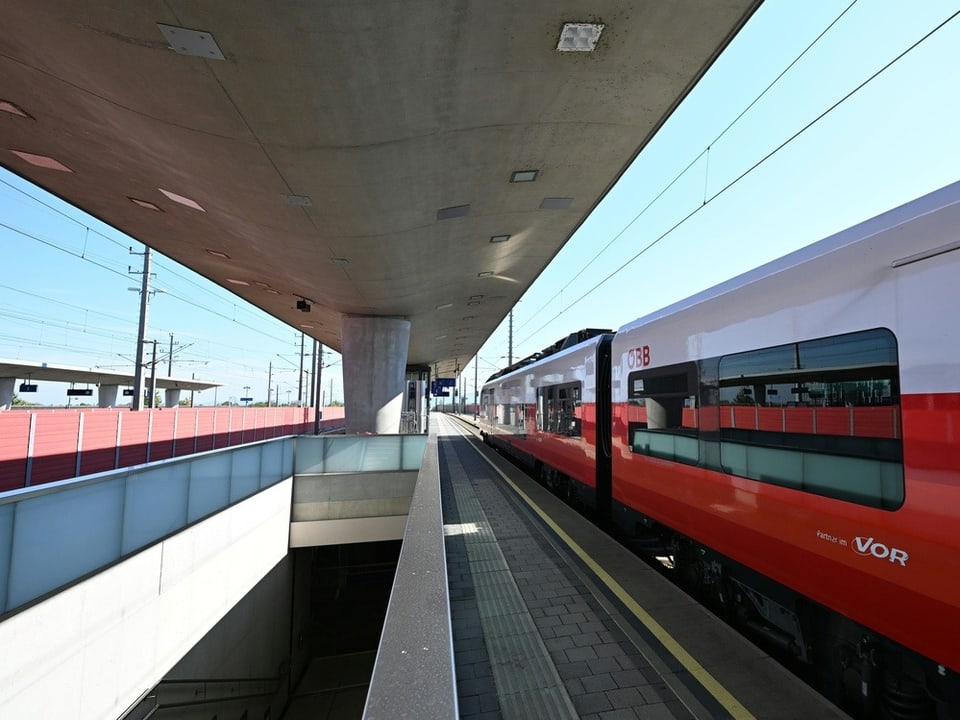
2,1,959,406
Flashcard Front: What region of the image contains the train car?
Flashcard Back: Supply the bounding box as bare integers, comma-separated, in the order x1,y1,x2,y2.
610,181,960,717
478,329,613,513
479,181,960,718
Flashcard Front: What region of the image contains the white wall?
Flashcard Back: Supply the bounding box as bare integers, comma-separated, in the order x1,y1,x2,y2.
0,479,293,719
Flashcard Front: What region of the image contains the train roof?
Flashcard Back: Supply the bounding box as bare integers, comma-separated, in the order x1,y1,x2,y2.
616,179,960,337
484,328,612,383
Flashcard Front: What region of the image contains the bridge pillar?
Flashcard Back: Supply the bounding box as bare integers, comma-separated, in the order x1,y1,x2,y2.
0,377,14,410
341,316,410,434
164,388,182,408
98,384,119,408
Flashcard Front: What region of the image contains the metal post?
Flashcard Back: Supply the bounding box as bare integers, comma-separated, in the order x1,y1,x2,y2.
131,247,152,410
313,343,324,435
474,357,478,419
297,332,305,406
149,339,158,408
267,361,273,407
167,333,174,376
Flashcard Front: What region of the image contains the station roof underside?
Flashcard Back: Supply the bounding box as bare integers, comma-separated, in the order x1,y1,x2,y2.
0,360,220,392
0,2,760,377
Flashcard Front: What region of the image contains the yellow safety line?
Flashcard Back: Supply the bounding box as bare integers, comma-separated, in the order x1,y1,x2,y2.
448,419,755,720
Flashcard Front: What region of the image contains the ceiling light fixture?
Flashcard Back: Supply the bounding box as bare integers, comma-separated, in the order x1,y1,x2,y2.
540,197,573,210
282,194,312,206
468,301,480,306
157,23,226,60
510,170,538,183
159,188,205,212
128,197,163,211
0,100,31,118
469,295,484,301
556,22,605,52
300,324,314,329
478,271,493,277
226,278,249,286
296,299,311,312
490,234,511,243
437,204,470,220
205,249,231,259
436,303,453,310
330,257,350,265
10,150,71,172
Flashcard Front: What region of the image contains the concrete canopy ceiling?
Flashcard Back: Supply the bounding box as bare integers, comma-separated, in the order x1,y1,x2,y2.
0,1,759,378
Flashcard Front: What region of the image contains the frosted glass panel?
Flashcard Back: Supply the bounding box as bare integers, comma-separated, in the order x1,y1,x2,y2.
401,435,428,470
230,445,261,502
188,453,231,522
122,463,189,554
361,437,401,471
323,437,366,472
8,478,124,608
260,440,284,488
0,504,12,613
294,436,327,474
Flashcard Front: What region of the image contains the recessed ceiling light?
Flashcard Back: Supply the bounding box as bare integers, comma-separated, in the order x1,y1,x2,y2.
510,170,538,183
540,197,573,210
282,194,312,206
128,197,162,211
0,100,31,118
159,188,205,212
436,303,453,310
556,22,604,52
157,23,226,60
226,278,249,286
490,234,511,243
468,301,480,306
300,324,314,329
478,271,494,277
205,249,231,259
469,295,483,301
462,315,476,321
437,204,470,220
265,288,280,294
330,257,350,265
435,335,447,340
10,150,71,172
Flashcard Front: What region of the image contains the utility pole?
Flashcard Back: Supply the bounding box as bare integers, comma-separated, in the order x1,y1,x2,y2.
130,247,152,410
148,339,158,408
297,333,305,407
508,309,514,365
310,340,318,408
313,342,324,435
267,361,273,407
167,333,176,376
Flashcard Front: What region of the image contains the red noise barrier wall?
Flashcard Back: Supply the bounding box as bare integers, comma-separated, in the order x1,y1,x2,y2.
0,406,346,492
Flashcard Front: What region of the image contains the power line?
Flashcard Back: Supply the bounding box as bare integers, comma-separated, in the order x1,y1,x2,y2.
515,7,960,349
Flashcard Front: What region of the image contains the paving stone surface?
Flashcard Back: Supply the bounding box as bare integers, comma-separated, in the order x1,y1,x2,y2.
438,422,693,719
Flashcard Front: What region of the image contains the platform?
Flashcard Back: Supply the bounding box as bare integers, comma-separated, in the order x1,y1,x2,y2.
435,414,847,720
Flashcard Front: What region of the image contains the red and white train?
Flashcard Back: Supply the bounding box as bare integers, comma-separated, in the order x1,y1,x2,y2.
478,181,960,719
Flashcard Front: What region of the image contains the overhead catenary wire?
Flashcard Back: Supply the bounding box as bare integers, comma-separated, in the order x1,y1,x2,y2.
508,5,960,355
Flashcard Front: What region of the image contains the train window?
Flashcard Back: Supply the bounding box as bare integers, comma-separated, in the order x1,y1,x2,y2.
717,328,903,510
536,382,582,437
627,362,699,465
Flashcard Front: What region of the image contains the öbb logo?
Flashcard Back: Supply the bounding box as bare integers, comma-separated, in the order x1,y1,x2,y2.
852,536,908,566
627,345,650,369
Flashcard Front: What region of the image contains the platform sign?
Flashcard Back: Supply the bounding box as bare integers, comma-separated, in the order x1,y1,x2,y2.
122,389,135,396
18,383,37,393
66,388,93,397
240,397,253,403
436,378,456,387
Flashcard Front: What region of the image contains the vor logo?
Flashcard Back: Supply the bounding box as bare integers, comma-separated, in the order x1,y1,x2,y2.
852,536,908,566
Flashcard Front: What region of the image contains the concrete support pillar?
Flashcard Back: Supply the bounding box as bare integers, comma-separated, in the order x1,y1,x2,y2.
99,385,119,408
164,389,182,408
341,316,411,434
0,378,15,410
